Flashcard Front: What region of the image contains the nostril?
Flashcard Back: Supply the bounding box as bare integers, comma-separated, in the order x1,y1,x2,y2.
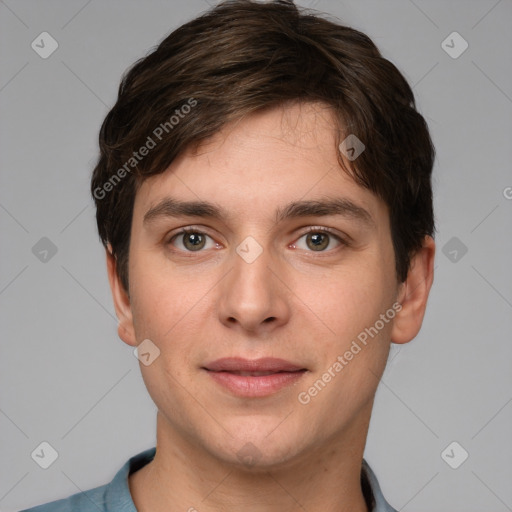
263,317,276,323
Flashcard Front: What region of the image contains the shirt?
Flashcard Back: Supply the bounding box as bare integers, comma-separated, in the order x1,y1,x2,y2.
20,447,398,512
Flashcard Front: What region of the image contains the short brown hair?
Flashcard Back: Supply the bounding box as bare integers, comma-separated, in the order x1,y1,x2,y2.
91,0,435,292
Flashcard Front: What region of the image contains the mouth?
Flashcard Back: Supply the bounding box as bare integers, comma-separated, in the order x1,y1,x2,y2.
223,370,299,376
203,357,306,373
202,357,308,397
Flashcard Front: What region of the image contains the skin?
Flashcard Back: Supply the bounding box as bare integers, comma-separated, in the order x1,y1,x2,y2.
107,101,435,512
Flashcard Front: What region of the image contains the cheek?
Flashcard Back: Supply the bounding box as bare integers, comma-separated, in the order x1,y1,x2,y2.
296,274,396,425
128,261,217,380
301,263,393,342
298,256,398,405
128,251,199,335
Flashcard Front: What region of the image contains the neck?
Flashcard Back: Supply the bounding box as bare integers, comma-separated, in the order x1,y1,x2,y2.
130,409,372,512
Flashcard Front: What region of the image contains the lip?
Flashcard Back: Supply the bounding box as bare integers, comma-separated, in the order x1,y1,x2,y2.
203,357,307,397
204,357,305,373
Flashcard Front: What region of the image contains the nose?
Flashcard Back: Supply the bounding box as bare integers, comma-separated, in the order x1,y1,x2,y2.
216,243,291,335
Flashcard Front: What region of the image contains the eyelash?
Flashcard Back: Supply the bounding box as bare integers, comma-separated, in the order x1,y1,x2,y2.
166,226,349,254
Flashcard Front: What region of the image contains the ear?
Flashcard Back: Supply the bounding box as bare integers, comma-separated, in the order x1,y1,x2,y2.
391,235,435,344
106,244,137,347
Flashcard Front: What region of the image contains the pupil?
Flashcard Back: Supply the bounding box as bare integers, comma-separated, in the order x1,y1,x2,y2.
307,233,328,250
185,233,205,250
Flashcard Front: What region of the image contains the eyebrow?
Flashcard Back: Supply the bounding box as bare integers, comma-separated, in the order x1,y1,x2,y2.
275,198,374,227
143,197,374,228
143,198,229,225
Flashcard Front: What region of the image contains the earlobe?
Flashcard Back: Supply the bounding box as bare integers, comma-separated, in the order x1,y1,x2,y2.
106,244,137,347
391,236,435,345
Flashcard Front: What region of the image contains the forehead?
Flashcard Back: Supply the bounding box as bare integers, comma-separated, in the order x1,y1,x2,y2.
133,102,388,228
194,101,341,168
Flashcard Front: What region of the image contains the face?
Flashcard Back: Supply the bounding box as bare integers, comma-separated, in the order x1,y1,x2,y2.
111,102,420,470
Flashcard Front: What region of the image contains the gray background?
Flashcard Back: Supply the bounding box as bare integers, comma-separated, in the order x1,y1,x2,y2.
1,0,511,510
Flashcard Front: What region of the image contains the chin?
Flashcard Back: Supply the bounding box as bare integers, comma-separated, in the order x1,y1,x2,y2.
207,421,309,471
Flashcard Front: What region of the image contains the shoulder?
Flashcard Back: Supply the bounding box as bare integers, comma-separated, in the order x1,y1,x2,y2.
19,483,109,512
19,447,156,512
362,459,399,512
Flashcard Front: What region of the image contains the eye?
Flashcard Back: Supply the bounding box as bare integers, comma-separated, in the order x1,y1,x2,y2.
293,228,344,252
169,229,218,252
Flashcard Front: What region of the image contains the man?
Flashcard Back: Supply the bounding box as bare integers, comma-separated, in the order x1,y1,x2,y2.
22,0,435,510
